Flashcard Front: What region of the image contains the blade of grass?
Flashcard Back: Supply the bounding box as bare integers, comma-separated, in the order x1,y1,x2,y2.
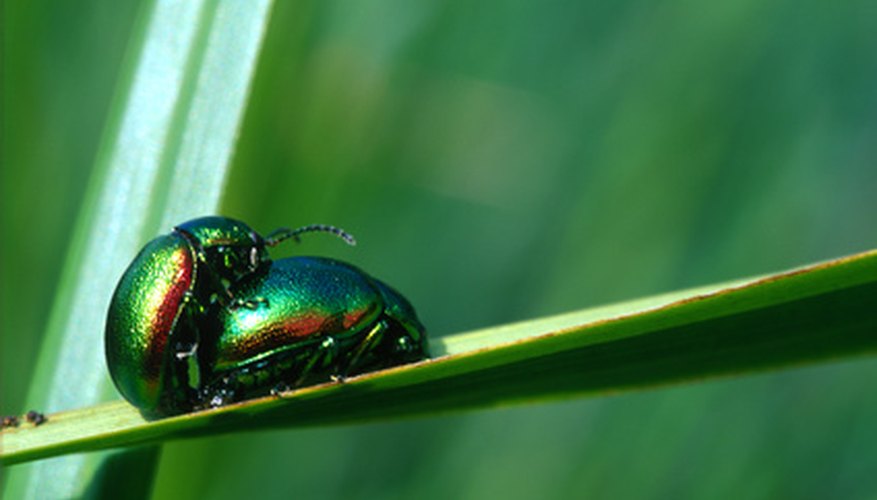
4,249,876,466
2,0,273,496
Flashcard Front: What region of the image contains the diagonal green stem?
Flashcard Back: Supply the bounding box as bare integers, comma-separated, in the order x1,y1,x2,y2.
4,249,876,466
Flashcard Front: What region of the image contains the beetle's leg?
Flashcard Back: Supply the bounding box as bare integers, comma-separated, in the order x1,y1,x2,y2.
293,336,339,386
291,321,388,387
264,224,357,247
171,291,207,395
336,321,388,380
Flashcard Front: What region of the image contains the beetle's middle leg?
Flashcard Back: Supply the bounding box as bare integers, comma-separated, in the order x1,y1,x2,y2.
290,321,388,386
293,336,340,386
333,321,387,382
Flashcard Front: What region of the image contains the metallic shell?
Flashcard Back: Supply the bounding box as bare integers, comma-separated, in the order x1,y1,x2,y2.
210,257,384,371
105,234,194,410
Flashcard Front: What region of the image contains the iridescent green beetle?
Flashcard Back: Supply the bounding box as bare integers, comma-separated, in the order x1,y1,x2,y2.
105,216,355,416
196,257,428,409
105,216,427,417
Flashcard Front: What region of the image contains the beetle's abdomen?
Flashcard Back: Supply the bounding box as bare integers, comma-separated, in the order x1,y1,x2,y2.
211,257,383,371
105,235,194,411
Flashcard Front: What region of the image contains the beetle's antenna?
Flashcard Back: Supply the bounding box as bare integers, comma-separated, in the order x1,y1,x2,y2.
264,224,357,247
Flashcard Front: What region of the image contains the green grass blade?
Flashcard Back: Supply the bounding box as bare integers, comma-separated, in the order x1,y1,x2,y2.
4,249,875,466
2,0,273,496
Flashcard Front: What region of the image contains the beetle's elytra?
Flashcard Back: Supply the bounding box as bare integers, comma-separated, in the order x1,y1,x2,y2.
104,216,428,416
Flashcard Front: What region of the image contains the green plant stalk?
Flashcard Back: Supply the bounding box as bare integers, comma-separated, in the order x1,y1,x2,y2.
4,249,876,466
1,0,274,496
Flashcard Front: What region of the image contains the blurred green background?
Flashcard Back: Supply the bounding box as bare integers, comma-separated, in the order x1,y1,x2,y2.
4,0,877,498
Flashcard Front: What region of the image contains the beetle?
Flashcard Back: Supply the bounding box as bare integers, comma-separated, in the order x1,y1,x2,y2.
105,216,354,415
196,256,429,409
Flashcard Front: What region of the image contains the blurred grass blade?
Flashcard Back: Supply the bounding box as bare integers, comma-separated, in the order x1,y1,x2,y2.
2,0,273,496
3,249,876,466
